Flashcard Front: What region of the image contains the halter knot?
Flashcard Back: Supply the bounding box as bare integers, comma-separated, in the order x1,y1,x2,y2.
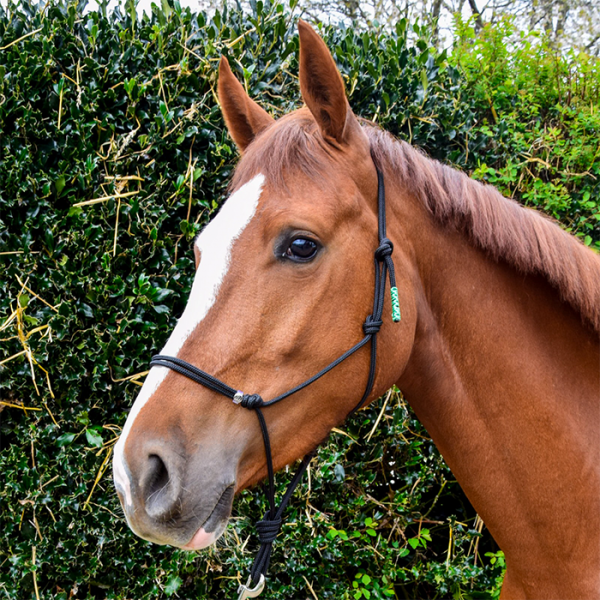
375,238,394,261
363,315,383,335
241,394,264,409
256,513,282,544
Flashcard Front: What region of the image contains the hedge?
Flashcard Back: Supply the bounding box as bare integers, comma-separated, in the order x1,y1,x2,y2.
0,1,598,599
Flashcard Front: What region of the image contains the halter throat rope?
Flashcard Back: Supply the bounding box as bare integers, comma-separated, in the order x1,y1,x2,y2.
150,150,399,593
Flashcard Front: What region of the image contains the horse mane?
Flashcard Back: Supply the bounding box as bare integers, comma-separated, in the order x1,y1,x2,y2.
232,112,600,334
367,125,600,334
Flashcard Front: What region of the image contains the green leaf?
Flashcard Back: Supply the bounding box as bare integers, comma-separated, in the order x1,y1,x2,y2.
420,69,428,94
56,433,76,447
160,0,172,17
164,575,182,596
85,429,103,448
55,175,66,196
124,78,135,95
80,303,94,318
67,205,82,218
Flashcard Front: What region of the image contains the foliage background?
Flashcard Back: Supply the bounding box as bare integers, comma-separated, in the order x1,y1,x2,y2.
0,1,598,598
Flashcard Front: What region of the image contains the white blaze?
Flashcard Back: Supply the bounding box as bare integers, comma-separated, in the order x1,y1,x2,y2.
113,174,265,505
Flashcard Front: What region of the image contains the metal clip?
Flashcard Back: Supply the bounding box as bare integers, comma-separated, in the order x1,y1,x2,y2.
236,574,265,599
233,391,244,405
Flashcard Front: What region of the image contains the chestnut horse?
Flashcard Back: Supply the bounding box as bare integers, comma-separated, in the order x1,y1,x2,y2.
113,21,600,599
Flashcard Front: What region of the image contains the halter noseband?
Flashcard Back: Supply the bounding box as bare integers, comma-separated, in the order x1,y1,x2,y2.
149,150,400,598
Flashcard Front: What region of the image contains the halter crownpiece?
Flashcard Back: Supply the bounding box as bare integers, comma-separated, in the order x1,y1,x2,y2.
150,149,400,597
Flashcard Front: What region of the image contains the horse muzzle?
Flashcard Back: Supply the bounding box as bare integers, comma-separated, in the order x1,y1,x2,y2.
113,434,236,549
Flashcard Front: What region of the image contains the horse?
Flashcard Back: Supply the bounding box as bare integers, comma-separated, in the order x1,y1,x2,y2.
112,20,600,599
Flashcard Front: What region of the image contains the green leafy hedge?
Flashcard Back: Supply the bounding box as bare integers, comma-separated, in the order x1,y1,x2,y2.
0,2,597,599
452,16,600,247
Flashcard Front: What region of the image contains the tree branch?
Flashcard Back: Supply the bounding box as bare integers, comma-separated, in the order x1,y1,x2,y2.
467,0,484,31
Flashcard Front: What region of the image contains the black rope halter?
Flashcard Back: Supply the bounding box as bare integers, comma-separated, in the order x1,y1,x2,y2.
149,149,400,596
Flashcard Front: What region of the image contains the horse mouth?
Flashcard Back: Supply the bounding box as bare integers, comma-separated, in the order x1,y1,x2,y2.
182,484,235,550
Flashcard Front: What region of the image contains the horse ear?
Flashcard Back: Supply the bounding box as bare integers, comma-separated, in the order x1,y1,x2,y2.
298,20,352,145
218,57,275,152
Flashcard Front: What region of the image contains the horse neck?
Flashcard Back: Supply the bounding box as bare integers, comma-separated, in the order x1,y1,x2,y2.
389,179,600,592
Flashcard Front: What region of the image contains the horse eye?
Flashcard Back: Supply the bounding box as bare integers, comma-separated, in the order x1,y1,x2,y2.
285,238,318,262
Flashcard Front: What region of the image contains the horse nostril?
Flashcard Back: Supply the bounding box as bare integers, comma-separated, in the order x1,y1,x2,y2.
147,454,169,494
144,453,180,521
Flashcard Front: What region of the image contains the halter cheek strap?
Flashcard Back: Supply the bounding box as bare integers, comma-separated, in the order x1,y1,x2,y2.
149,150,399,595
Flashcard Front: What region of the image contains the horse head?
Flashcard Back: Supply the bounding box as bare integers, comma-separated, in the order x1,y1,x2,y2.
112,21,416,550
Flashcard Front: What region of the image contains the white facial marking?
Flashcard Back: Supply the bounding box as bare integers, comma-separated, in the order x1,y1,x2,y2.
113,174,265,506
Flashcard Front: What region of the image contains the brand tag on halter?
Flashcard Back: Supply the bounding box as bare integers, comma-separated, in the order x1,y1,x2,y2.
390,286,401,322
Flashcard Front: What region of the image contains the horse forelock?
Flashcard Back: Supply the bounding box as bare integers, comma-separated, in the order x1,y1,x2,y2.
366,125,600,334
230,108,334,192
